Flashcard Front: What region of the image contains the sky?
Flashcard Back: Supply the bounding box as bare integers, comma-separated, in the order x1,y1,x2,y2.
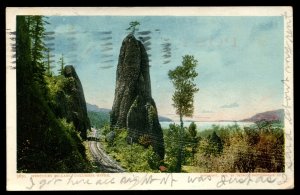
45,16,284,121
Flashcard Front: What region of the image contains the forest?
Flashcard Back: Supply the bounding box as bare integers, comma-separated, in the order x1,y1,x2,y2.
92,119,284,173
16,16,93,172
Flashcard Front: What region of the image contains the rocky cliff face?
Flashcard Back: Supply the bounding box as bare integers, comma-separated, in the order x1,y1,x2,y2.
110,34,164,159
62,65,91,139
51,65,91,139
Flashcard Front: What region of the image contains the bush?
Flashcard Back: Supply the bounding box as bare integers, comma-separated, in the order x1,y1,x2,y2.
208,131,223,155
194,122,284,173
163,124,181,172
147,146,162,169
138,134,152,148
105,131,116,145
101,128,161,172
101,124,111,136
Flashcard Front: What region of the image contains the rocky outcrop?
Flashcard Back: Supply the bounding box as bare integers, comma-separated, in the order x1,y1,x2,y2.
61,65,91,139
51,65,91,139
110,34,164,159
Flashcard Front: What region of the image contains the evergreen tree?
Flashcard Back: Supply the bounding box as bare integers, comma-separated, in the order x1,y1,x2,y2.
188,122,197,138
209,131,223,155
44,47,56,76
126,21,140,35
45,48,52,76
188,122,199,162
30,16,47,76
16,16,32,84
58,54,65,75
16,16,33,157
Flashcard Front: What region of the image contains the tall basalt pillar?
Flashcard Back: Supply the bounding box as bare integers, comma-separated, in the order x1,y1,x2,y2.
110,34,165,159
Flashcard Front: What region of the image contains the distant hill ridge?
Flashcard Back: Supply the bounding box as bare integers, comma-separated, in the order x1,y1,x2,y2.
241,109,284,122
86,103,111,113
86,103,173,122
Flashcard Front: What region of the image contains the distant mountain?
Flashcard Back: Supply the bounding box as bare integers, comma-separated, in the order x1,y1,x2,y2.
158,115,173,122
241,109,284,123
86,103,111,113
86,103,173,122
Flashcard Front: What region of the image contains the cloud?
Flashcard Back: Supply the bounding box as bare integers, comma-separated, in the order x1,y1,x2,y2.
99,65,114,69
220,102,239,108
202,110,214,113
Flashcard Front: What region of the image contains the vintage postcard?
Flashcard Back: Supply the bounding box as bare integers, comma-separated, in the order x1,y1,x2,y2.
6,7,293,190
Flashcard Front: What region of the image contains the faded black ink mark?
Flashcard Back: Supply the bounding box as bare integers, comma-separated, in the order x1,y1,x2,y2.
26,176,35,190
216,174,277,188
187,175,212,183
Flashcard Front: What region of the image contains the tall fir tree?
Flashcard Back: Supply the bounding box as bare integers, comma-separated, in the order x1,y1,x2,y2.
58,53,65,75
45,48,55,76
29,16,47,85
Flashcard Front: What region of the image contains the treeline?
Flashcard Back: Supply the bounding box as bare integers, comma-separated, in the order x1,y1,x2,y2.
17,16,92,172
87,111,110,129
98,120,284,173
163,120,284,172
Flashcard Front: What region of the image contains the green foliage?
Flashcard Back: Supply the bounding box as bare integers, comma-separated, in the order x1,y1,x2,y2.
101,124,111,136
138,134,152,148
16,16,32,85
194,122,284,172
45,75,71,117
162,124,198,172
168,55,199,119
168,55,199,172
208,131,223,155
28,16,48,86
87,111,110,129
101,128,161,172
29,16,46,63
17,82,92,173
106,131,116,146
58,53,65,75
126,21,140,35
187,122,199,163
45,75,65,98
163,124,181,172
45,48,54,76
16,16,92,173
120,144,158,172
188,122,197,138
147,104,156,131
147,148,162,170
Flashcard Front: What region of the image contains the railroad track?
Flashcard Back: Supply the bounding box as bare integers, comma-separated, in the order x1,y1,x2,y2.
89,141,125,173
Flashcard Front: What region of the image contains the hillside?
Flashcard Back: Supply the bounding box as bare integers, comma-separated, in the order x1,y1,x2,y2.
158,115,173,122
86,103,111,113
16,16,92,172
241,109,284,123
87,111,110,129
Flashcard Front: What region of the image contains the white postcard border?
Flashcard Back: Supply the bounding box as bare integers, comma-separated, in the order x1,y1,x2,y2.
6,6,294,190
